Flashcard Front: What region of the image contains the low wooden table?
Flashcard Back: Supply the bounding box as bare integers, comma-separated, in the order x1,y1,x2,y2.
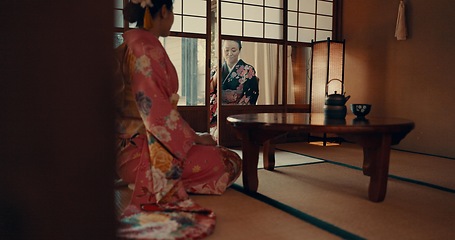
227,113,415,202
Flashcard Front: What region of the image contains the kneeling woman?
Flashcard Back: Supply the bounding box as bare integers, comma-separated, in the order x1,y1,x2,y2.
114,0,241,238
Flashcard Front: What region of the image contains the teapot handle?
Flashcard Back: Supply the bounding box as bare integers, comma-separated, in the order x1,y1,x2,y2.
326,78,343,95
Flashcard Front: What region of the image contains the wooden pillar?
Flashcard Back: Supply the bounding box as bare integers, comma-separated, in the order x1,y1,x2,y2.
0,1,117,239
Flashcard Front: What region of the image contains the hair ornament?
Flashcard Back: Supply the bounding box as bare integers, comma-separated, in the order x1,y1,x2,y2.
130,0,154,30
131,0,154,8
143,7,154,30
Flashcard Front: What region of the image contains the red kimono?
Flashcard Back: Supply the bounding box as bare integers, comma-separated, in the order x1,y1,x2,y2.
114,29,241,239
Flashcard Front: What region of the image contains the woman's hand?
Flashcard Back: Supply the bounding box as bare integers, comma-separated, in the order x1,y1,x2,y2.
222,89,239,103
195,132,217,146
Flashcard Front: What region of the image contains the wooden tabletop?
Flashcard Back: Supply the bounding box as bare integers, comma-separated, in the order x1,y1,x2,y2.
227,112,414,135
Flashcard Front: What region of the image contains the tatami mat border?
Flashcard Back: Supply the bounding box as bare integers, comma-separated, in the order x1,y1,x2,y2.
230,184,366,240
391,147,455,161
276,148,455,194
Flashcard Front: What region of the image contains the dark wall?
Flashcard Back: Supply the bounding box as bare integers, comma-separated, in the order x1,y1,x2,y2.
0,1,117,239
343,0,455,158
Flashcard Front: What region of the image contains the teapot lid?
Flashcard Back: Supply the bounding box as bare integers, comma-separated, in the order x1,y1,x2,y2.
327,91,345,98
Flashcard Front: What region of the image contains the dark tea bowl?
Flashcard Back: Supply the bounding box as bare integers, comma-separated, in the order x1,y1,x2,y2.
350,104,371,119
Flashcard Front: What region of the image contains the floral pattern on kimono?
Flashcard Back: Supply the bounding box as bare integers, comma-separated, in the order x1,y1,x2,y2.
114,29,241,239
209,60,259,137
220,59,259,105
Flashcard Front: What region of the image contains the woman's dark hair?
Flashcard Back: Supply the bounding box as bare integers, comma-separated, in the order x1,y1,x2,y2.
123,0,174,27
223,40,242,50
235,40,242,50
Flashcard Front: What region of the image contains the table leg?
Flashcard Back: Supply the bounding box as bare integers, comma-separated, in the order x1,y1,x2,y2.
362,134,392,202
240,132,260,192
362,150,373,176
263,140,275,171
235,128,286,192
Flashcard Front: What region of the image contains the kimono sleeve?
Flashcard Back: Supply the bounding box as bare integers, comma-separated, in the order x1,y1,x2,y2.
127,47,196,160
242,65,259,104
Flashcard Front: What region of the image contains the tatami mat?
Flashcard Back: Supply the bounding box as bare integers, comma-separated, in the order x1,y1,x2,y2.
115,186,342,240
235,163,455,240
192,189,341,240
229,147,323,169
232,142,455,239
115,142,455,239
275,142,455,190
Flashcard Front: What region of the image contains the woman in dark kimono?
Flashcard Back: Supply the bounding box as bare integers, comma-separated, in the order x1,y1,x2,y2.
209,40,259,138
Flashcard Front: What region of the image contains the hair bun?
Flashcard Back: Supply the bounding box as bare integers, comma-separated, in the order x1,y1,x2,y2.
123,2,145,23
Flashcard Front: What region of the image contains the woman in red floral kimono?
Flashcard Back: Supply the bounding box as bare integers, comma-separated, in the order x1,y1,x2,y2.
114,1,241,239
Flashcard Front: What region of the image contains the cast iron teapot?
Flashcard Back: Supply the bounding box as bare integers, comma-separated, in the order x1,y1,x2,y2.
324,78,351,119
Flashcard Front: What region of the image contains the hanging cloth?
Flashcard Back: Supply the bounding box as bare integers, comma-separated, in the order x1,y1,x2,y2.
395,0,407,40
